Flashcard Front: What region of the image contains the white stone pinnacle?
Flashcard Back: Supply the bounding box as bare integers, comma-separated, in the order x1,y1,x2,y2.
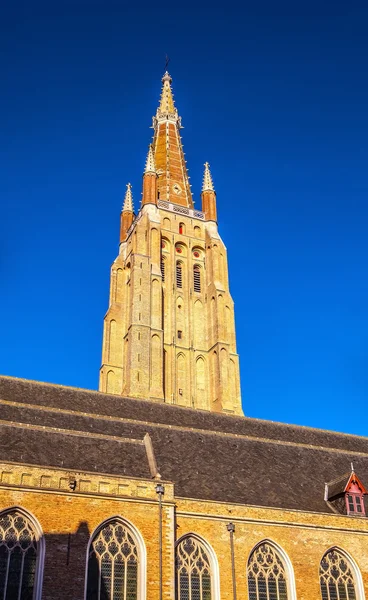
123,183,134,212
144,145,156,174
202,162,215,192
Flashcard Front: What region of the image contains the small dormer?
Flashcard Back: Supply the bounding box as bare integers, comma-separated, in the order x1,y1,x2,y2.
325,466,367,516
345,471,367,516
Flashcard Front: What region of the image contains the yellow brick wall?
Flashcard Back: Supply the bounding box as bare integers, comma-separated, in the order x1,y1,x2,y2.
1,466,367,600
176,497,368,600
99,203,242,415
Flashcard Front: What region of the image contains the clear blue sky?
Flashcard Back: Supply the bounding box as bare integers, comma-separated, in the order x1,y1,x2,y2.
1,1,367,435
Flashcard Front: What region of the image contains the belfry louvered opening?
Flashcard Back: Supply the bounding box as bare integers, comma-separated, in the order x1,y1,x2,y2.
161,257,165,282
193,265,201,293
86,520,139,600
176,263,183,288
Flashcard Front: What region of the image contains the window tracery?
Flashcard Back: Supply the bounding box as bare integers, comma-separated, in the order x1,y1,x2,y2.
176,536,212,600
247,542,288,600
0,510,39,600
320,549,358,600
86,520,139,600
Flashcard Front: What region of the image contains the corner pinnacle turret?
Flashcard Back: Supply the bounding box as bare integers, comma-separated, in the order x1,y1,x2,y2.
202,162,215,192
144,145,156,174
142,146,158,206
122,183,133,212
120,183,134,242
201,162,217,222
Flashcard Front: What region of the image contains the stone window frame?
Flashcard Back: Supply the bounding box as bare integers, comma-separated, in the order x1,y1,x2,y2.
175,533,220,600
319,546,365,600
247,539,297,600
0,505,45,600
84,515,146,600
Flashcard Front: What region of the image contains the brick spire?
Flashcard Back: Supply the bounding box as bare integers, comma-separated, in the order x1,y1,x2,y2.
120,183,134,242
152,72,193,207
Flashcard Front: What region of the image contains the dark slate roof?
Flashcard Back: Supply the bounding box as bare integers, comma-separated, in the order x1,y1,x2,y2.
1,375,368,515
326,473,351,499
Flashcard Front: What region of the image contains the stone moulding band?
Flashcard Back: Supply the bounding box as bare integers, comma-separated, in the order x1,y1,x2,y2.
157,200,205,221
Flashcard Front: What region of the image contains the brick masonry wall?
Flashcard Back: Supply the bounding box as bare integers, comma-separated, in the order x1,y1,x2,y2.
1,480,368,599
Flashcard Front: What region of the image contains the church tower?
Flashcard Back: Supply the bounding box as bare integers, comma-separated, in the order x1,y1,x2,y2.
99,72,242,415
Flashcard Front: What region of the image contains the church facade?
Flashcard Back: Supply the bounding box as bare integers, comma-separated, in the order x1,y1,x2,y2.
0,73,367,600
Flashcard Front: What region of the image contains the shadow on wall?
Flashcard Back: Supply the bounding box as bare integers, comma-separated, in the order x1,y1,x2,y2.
41,522,105,600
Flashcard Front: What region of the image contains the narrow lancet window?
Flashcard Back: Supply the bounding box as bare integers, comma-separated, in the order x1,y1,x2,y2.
193,265,201,293
176,263,182,288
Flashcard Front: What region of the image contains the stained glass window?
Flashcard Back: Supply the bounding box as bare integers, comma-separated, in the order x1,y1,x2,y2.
320,549,357,600
247,542,289,600
0,510,39,600
176,536,212,600
87,520,139,600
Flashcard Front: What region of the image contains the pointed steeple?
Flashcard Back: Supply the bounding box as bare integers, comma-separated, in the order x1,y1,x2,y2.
120,184,134,243
157,71,176,116
122,183,133,212
144,145,156,174
152,72,193,208
202,162,215,192
201,161,217,222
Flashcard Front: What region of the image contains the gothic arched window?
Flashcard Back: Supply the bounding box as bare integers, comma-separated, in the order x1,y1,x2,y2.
0,509,42,600
247,542,289,600
86,519,140,600
176,535,212,600
320,549,359,600
193,265,201,293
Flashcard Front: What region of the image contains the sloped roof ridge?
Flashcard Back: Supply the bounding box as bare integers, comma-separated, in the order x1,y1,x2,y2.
0,418,144,445
2,398,368,458
1,374,367,443
326,472,351,486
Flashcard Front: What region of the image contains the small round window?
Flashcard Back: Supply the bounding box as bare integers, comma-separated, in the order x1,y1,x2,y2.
193,251,200,258
176,247,183,253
